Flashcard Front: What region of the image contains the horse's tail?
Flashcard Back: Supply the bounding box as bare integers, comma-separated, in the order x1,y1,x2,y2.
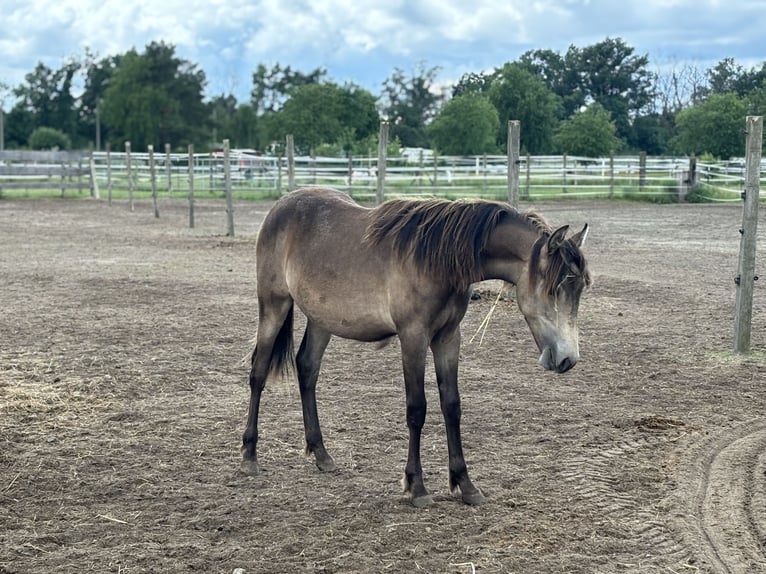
272,304,295,378
257,303,295,381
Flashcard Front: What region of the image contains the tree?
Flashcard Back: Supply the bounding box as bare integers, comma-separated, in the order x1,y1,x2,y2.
566,39,655,146
10,60,81,147
251,64,327,114
703,58,766,100
520,39,654,148
273,82,379,153
78,51,122,147
452,71,496,97
552,103,621,157
428,93,499,155
100,42,208,150
672,93,749,159
29,126,71,150
487,63,561,154
380,63,444,148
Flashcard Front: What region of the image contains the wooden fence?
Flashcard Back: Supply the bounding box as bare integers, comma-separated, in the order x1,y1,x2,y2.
0,150,93,197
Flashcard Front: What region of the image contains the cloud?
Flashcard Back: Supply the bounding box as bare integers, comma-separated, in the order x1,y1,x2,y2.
1,0,765,104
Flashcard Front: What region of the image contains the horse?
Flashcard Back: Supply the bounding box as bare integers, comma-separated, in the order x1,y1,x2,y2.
241,186,591,507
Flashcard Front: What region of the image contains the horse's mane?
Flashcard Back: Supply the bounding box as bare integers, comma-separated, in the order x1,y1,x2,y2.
365,197,550,291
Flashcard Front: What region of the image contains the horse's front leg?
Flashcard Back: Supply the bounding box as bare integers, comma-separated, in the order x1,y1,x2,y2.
399,333,432,507
431,327,485,505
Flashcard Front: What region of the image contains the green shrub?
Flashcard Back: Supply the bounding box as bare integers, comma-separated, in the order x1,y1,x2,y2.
29,127,71,150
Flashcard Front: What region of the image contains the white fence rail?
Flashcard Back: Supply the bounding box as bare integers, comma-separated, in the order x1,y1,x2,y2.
2,149,764,202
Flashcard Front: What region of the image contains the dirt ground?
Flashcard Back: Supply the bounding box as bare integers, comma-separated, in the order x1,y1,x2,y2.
2,195,766,574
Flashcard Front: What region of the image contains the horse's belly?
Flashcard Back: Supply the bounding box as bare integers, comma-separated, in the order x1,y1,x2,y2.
296,295,396,341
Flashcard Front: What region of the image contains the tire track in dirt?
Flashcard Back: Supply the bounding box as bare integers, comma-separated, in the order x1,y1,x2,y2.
561,432,693,569
673,419,766,573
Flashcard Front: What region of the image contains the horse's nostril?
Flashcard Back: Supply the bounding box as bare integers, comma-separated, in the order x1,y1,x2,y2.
557,357,575,373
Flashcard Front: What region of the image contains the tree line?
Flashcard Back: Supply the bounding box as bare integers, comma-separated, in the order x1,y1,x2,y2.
2,37,766,159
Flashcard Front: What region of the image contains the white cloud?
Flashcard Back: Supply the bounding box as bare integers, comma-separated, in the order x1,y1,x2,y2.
1,0,765,103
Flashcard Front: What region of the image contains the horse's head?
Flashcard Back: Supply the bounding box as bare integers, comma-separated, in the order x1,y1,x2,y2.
515,224,590,373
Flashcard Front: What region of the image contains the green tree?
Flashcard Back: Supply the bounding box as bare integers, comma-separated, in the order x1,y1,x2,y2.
428,93,499,155
251,63,327,114
488,63,560,154
100,42,208,150
274,82,379,153
520,39,654,147
672,93,749,158
10,60,81,147
452,71,496,97
78,52,122,148
552,103,621,156
28,126,71,150
703,58,766,98
380,63,444,148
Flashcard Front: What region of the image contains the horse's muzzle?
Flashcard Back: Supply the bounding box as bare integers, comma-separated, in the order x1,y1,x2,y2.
539,348,578,373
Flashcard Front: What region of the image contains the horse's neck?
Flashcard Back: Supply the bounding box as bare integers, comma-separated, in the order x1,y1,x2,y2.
479,221,539,285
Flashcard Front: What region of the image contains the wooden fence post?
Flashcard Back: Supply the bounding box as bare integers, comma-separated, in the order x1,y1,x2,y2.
507,120,520,206
561,153,568,194
125,141,134,212
524,153,531,199
165,143,172,196
286,134,295,192
639,151,647,190
89,151,99,199
608,151,615,199
188,144,195,228
376,121,388,205
148,144,159,218
106,142,112,205
223,139,234,236
734,115,763,354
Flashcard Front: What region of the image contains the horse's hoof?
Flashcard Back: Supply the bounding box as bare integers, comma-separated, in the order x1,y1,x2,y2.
240,459,259,476
315,455,337,472
411,494,434,508
461,488,485,506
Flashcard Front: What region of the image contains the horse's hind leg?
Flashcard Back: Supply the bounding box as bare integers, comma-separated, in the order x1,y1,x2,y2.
241,297,293,476
296,320,336,472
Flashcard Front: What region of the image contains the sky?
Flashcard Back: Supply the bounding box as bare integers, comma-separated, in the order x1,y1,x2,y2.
2,0,766,105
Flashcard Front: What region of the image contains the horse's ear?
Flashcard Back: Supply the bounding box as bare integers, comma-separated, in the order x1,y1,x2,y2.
570,223,589,248
547,225,569,252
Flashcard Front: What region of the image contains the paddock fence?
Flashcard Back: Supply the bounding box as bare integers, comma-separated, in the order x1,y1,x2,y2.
0,150,92,198
1,148,764,204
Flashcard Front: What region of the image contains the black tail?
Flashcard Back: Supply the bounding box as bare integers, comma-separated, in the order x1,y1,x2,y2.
255,304,295,380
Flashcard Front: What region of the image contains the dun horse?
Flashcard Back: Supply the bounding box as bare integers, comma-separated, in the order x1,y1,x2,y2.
241,186,590,506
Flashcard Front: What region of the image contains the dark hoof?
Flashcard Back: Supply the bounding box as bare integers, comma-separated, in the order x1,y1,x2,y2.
315,455,337,472
411,494,434,508
240,459,259,476
461,487,486,506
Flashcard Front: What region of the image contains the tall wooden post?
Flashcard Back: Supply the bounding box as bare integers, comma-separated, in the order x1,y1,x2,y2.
165,143,172,196
734,116,763,354
286,134,295,192
125,141,134,212
106,142,112,205
188,144,195,229
376,121,388,205
507,120,520,207
148,144,159,218
223,139,234,237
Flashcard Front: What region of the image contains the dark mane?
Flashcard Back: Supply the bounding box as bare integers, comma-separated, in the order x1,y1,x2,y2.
365,197,545,291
